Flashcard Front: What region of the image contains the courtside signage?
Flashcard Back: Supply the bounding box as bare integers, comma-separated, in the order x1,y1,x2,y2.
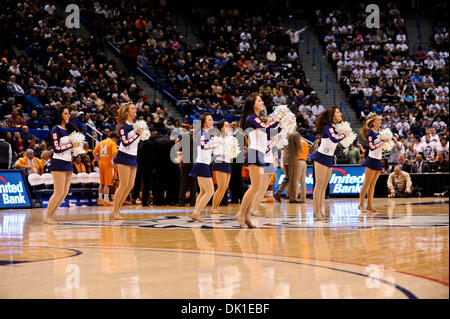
0,170,32,209
274,165,366,195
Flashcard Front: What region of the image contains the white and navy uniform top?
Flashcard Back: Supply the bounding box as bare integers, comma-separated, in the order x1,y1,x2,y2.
49,125,74,171
212,134,232,174
309,124,346,167
362,129,383,171
190,129,215,178
245,114,279,167
113,121,140,167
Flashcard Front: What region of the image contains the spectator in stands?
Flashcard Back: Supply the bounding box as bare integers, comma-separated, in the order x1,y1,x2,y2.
388,135,404,164
405,143,418,162
26,110,41,129
411,154,431,173
83,154,95,174
397,154,412,173
73,154,87,174
343,140,361,164
0,132,12,169
436,136,449,159
6,108,26,128
387,165,413,198
381,158,390,174
13,149,44,176
420,134,437,161
432,151,449,173
40,151,52,174
311,100,325,117
69,111,84,131
7,75,24,94
11,131,24,158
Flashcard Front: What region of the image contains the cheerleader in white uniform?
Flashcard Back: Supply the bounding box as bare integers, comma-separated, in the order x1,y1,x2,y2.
236,93,279,228
189,112,217,222
111,102,143,220
211,119,232,214
359,113,383,213
309,106,347,221
43,107,81,224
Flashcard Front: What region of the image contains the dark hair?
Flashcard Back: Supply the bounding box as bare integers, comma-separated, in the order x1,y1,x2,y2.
53,107,77,134
199,112,212,129
315,105,339,134
240,93,259,130
108,131,118,139
217,119,228,131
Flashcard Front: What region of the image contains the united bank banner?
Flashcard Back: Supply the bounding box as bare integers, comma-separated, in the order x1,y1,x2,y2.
0,170,32,209
274,165,366,195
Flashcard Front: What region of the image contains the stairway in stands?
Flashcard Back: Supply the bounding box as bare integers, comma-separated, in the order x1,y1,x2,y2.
54,1,183,123
282,15,361,132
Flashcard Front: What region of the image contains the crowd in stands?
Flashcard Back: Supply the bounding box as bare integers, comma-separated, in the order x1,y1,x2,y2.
312,2,449,172
0,0,181,166
82,2,319,133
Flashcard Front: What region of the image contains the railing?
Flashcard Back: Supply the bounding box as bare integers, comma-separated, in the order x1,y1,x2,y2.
339,101,351,122
416,13,422,47
85,123,103,145
107,40,180,108
312,48,322,82
325,74,336,105
305,30,310,54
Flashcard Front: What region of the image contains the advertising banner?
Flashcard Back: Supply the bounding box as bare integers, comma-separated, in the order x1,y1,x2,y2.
0,170,32,209
273,165,366,196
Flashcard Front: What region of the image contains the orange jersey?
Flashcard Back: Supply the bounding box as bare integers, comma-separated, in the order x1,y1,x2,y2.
298,138,309,160
93,138,118,165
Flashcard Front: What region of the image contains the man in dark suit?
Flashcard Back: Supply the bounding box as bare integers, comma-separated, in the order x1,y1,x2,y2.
229,122,245,204
411,154,431,173
153,129,180,205
395,154,412,173
177,129,198,206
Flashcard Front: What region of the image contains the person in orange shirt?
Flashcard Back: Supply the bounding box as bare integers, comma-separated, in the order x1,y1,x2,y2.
298,135,310,203
93,132,119,206
13,149,44,175
135,16,147,30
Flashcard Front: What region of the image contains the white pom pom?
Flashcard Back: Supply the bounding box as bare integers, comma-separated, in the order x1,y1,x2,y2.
382,140,394,151
211,136,240,159
69,132,86,157
379,128,393,142
334,121,356,149
133,120,150,141
269,105,297,149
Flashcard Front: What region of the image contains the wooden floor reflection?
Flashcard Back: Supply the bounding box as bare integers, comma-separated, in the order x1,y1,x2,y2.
0,197,448,299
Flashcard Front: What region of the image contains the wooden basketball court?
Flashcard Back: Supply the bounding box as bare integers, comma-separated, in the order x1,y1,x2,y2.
0,197,448,299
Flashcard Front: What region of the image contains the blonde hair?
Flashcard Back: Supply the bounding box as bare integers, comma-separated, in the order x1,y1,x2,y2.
41,151,51,160
360,113,379,140
117,102,134,128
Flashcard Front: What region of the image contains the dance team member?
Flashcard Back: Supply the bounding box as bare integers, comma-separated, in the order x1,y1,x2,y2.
309,106,347,221
189,112,216,222
43,107,80,224
111,102,143,220
359,113,383,213
211,119,232,214
93,131,119,206
250,132,279,215
236,93,279,228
